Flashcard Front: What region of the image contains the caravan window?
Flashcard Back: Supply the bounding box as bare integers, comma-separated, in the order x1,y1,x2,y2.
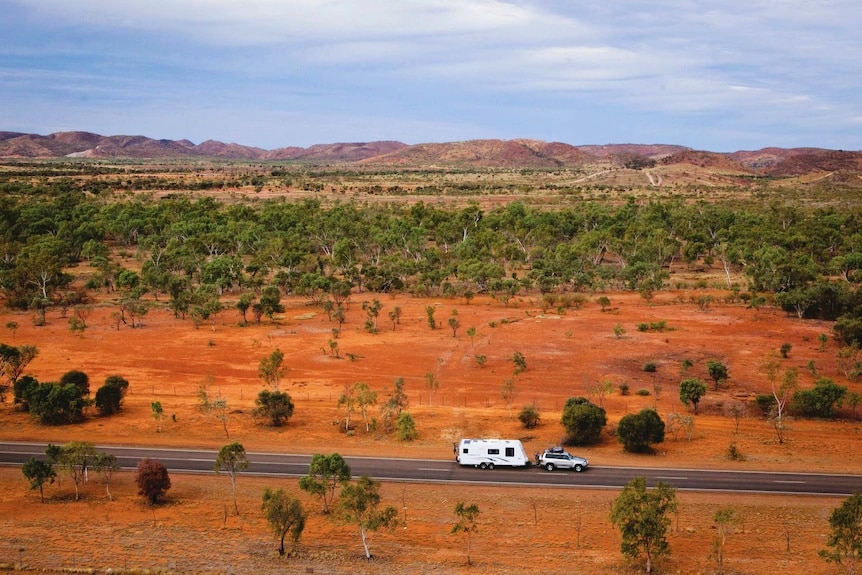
462,448,469,454
505,447,515,457
487,448,500,455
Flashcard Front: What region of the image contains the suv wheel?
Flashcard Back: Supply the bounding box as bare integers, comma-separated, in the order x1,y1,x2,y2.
574,464,584,472
545,462,555,471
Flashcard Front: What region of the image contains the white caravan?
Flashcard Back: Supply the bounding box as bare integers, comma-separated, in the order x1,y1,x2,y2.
456,438,530,469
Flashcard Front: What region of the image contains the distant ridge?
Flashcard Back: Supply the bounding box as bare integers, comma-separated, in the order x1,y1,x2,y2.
1,131,860,177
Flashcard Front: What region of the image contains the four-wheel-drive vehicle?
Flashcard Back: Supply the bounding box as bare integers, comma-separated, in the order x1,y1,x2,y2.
537,447,588,472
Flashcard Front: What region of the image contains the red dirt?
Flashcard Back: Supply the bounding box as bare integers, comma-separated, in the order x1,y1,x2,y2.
1,290,859,574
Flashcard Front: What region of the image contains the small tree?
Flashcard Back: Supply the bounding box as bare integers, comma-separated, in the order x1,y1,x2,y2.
362,298,382,334
448,315,460,337
561,397,607,446
259,348,287,390
766,365,798,444
679,378,707,414
298,453,352,514
518,404,541,429
452,502,480,565
388,306,401,330
500,377,516,415
215,442,250,515
821,493,862,574
354,382,378,431
151,401,165,432
93,452,119,501
22,457,55,502
339,475,399,559
337,382,356,432
425,305,437,329
262,488,306,556
58,441,96,501
379,377,409,434
254,389,295,426
135,458,171,504
707,360,729,390
711,506,742,574
617,409,665,453
597,295,611,311
724,399,747,434
424,372,440,415
610,477,677,574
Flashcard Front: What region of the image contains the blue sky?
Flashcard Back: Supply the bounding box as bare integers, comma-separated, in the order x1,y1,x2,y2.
2,1,860,151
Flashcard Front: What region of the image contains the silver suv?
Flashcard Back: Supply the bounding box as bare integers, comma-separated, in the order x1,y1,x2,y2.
538,447,588,472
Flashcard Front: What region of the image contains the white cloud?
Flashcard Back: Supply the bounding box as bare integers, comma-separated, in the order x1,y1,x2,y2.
4,0,860,149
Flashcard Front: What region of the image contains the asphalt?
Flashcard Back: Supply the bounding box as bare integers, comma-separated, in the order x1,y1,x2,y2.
2,441,860,496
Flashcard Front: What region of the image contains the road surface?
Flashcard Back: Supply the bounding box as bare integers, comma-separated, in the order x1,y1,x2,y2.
1,441,859,496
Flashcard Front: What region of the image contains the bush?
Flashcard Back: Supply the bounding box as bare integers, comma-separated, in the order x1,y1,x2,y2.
617,409,665,453
13,374,39,409
726,441,746,461
59,370,90,396
254,390,295,426
560,397,607,446
618,382,630,396
636,388,651,397
94,375,130,416
396,412,418,441
643,362,657,373
95,385,122,416
791,378,847,418
636,321,668,332
136,458,171,504
24,382,90,425
518,404,541,429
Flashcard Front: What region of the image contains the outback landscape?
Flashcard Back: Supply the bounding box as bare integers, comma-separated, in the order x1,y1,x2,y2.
1,135,862,574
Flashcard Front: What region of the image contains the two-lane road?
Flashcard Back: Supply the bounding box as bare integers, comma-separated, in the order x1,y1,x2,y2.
1,441,859,496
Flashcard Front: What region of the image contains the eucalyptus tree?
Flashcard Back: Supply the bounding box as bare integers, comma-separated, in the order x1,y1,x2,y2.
215,442,250,515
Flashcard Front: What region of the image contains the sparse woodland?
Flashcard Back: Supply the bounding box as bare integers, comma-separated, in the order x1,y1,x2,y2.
2,159,862,574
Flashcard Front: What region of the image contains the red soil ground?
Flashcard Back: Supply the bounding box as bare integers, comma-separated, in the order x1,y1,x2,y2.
1,290,859,574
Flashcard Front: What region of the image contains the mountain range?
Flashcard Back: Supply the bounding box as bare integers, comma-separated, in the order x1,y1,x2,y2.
1,130,860,177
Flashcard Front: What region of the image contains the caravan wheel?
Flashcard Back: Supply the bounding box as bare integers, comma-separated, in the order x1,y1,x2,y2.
479,462,488,470
487,462,495,470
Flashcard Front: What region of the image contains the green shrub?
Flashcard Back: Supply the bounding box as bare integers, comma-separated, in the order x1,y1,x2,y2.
636,388,651,397
643,362,657,373
726,441,746,461
560,397,607,446
617,409,665,453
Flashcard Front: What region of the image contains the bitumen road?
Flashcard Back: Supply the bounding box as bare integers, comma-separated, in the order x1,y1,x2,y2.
1,441,859,496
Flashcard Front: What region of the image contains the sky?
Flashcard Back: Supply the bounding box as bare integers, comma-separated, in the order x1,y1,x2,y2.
1,1,860,152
